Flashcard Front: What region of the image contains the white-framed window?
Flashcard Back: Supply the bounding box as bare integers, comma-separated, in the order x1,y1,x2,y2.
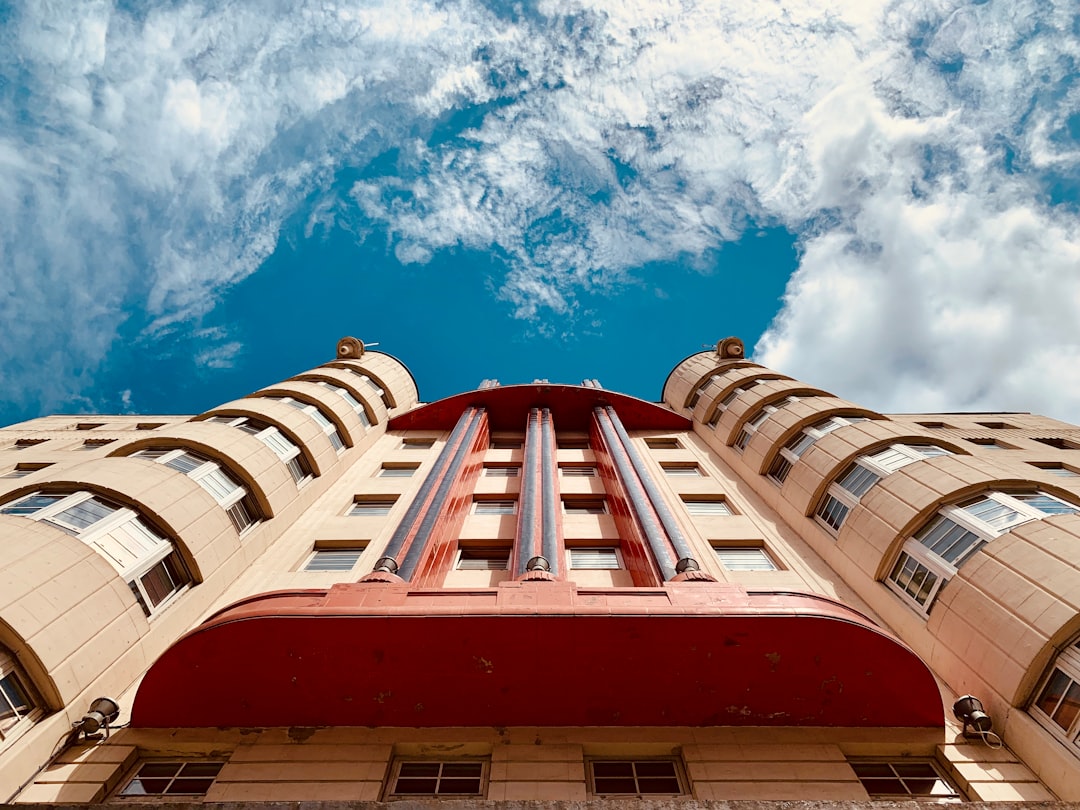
473,499,517,515
687,374,724,409
1032,641,1080,753
683,498,733,516
349,497,398,516
379,464,418,478
205,415,312,485
386,760,487,798
133,448,259,534
316,381,375,427
849,760,962,801
563,497,606,515
2,463,51,479
266,396,346,452
713,546,777,571
660,462,703,477
888,491,1078,614
304,548,365,572
0,645,41,742
1031,463,1080,477
456,547,511,570
568,547,621,570
816,444,950,533
348,371,391,409
767,415,870,483
483,464,519,477
118,761,226,797
560,464,597,477
0,491,190,618
734,397,800,451
707,387,744,427
588,760,685,796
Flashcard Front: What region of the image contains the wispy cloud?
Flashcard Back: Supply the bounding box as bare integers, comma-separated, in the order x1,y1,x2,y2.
1,0,1078,419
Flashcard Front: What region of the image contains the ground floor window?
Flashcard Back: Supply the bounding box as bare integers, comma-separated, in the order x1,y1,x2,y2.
386,760,487,798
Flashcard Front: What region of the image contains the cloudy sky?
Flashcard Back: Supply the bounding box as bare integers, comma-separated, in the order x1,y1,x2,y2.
2,0,1078,425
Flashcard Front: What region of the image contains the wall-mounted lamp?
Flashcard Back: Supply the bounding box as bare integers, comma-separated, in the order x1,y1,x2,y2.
526,556,550,572
952,695,1002,748
73,697,120,739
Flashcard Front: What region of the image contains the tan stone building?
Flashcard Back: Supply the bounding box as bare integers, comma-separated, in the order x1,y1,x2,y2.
2,336,1080,805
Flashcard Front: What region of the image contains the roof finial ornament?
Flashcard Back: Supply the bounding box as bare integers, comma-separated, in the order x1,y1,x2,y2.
337,336,365,359
715,336,744,360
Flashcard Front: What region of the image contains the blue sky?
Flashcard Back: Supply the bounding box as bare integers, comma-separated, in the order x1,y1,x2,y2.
2,0,1079,425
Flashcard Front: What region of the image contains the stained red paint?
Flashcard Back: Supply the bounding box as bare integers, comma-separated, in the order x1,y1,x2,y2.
388,385,692,433
132,582,943,729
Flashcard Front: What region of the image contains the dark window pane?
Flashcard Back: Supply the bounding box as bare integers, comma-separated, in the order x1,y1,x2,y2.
904,778,942,795
441,763,482,777
638,777,681,793
892,763,938,778
594,777,639,794
0,673,31,714
398,762,441,778
865,778,908,795
141,563,178,607
593,762,634,777
1036,669,1071,721
635,762,677,777
394,778,438,794
138,763,182,778
129,778,170,795
167,778,214,794
439,779,482,794
179,762,224,777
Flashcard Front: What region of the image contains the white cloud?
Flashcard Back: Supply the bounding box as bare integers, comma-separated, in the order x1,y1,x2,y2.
1,0,1079,419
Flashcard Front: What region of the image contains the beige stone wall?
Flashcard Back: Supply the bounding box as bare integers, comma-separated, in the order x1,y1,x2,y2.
12,723,1053,803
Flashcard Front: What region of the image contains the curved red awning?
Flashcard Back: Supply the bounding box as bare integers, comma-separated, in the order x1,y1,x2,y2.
388,384,691,432
132,582,943,729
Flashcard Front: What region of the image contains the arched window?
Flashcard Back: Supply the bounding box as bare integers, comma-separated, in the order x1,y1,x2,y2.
887,491,1078,615
767,415,871,483
203,416,312,485
132,448,260,534
1,644,41,742
263,396,345,452
1032,640,1080,752
815,444,951,531
0,491,190,618
315,381,375,427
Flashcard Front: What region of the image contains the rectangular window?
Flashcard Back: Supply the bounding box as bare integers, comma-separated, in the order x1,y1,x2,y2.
119,761,226,797
50,497,118,531
483,464,519,477
388,760,486,798
683,498,732,516
849,761,961,801
489,437,523,449
660,463,703,477
560,465,597,477
967,438,1009,450
350,498,397,516
1034,437,1073,450
473,499,517,515
79,439,114,450
402,438,435,449
589,760,684,796
713,546,777,571
0,494,65,515
563,497,607,515
1031,463,1080,477
136,422,165,430
456,547,511,570
13,439,45,449
817,494,851,532
569,547,620,569
557,437,590,449
76,422,104,431
644,438,681,450
0,649,38,738
2,463,51,479
305,549,365,572
379,464,418,478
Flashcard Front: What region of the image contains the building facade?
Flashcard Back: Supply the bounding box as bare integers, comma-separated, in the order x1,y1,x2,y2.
2,336,1080,804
